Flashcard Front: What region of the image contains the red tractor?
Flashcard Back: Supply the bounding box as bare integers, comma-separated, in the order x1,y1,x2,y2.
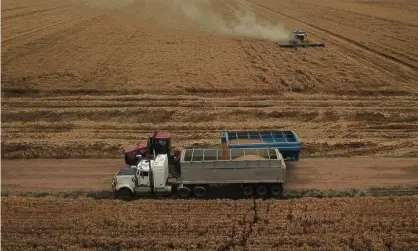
124,131,181,174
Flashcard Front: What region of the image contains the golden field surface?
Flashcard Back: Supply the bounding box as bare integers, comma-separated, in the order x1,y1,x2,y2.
1,0,418,158
2,1,418,250
2,196,418,251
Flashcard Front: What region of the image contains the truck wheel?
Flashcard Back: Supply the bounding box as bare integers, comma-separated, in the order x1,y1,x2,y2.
177,186,191,199
269,184,283,197
242,185,254,197
116,188,133,201
193,186,207,198
256,184,268,197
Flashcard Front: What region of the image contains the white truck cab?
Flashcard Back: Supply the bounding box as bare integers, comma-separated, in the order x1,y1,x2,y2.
112,154,172,199
136,158,153,187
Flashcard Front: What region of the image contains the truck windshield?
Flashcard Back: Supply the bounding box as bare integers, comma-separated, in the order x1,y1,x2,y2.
117,168,136,176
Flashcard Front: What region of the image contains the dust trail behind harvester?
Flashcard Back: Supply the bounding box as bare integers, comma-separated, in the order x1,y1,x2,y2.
171,0,289,42
83,0,289,42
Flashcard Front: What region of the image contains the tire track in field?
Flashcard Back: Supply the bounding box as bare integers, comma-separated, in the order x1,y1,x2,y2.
242,0,417,85
4,98,416,108
2,11,99,48
2,12,106,66
3,99,417,111
238,39,276,86
294,0,418,28
221,0,264,81
230,0,321,91
1,0,63,11
84,28,139,85
1,0,105,48
223,0,282,88
2,4,73,20
288,0,418,66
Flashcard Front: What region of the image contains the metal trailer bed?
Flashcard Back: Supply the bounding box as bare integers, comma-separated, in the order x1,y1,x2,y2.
179,148,286,185
220,130,301,161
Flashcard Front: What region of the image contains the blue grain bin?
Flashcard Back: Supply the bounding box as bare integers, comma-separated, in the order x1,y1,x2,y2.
221,130,301,161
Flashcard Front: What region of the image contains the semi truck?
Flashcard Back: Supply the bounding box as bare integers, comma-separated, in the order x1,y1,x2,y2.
112,147,287,200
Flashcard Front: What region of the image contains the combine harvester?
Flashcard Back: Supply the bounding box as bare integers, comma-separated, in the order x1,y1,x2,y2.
279,30,325,48
114,130,301,200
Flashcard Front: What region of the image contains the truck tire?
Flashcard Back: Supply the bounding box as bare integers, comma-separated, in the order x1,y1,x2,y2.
116,188,133,201
269,184,283,197
256,184,268,197
177,186,191,199
242,185,254,197
193,186,207,198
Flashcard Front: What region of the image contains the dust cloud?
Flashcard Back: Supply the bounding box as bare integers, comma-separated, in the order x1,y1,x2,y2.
82,0,289,42
169,0,289,42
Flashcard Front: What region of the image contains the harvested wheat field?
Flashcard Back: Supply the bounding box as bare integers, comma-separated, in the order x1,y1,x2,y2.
2,196,418,251
1,0,418,159
2,0,418,250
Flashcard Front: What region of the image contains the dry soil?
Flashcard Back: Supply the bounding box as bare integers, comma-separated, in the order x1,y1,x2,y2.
2,158,417,194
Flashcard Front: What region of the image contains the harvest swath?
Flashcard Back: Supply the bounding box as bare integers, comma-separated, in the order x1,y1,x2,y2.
2,94,417,159
2,196,418,251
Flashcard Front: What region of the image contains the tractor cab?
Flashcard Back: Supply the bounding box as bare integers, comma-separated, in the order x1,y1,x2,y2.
124,131,175,167
147,132,172,156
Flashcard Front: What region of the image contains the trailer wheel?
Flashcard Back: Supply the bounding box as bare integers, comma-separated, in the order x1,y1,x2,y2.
242,185,254,197
193,186,207,198
177,186,191,199
269,184,283,197
256,184,268,197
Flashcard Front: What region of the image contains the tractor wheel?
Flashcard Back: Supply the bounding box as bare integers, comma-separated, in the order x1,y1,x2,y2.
242,185,254,197
256,184,268,197
269,184,283,198
177,186,191,199
193,186,207,198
